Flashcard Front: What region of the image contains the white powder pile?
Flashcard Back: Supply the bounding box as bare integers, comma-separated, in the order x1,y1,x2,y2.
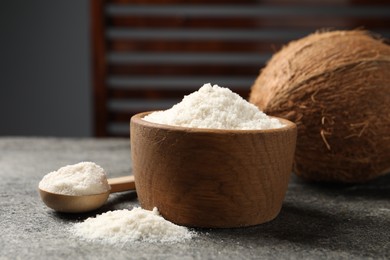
39,162,110,196
143,83,283,130
72,207,195,244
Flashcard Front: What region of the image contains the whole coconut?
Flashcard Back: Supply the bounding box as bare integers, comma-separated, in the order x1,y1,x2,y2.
250,30,390,183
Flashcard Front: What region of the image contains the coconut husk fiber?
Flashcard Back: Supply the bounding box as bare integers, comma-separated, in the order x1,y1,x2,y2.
249,30,390,183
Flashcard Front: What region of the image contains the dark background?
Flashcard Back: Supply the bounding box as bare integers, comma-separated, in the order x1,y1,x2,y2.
0,0,91,137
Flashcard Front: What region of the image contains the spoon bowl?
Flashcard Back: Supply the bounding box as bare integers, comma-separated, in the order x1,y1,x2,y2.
39,175,135,213
39,189,110,213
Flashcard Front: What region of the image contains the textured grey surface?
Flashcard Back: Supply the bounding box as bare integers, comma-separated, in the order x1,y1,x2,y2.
0,137,389,260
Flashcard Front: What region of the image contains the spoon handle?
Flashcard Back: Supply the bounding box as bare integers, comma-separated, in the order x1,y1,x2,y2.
107,175,136,193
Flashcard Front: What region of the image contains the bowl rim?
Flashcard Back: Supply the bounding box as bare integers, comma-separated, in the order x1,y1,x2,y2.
131,111,296,134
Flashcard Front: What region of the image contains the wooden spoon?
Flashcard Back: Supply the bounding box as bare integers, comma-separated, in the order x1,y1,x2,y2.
39,175,135,213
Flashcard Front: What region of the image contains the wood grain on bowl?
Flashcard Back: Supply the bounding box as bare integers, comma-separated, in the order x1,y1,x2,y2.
130,112,297,228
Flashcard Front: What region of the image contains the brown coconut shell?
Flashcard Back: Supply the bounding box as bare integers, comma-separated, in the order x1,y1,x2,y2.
249,30,390,183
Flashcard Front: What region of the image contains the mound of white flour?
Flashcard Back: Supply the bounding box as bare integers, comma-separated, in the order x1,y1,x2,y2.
72,207,194,244
39,162,110,196
143,83,283,130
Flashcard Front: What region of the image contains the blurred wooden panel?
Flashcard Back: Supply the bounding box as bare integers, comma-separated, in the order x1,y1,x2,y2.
106,76,254,91
108,0,260,4
108,64,261,77
108,16,390,30
108,0,390,6
108,39,281,53
92,0,390,136
108,15,390,30
91,0,108,137
108,88,250,100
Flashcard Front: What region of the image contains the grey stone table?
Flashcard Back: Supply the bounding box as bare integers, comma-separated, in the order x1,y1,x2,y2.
1,137,389,260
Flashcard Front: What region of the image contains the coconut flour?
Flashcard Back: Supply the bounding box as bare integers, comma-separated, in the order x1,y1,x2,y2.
72,207,194,244
39,162,110,196
143,83,283,130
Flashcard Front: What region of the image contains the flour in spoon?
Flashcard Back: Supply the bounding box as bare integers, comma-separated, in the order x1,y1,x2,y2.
72,207,195,244
143,83,283,130
38,162,110,196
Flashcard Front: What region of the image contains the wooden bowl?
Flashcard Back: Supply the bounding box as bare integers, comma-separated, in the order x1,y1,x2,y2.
130,112,297,228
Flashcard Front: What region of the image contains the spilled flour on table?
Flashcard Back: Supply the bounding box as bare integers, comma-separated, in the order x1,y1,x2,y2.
71,207,195,244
